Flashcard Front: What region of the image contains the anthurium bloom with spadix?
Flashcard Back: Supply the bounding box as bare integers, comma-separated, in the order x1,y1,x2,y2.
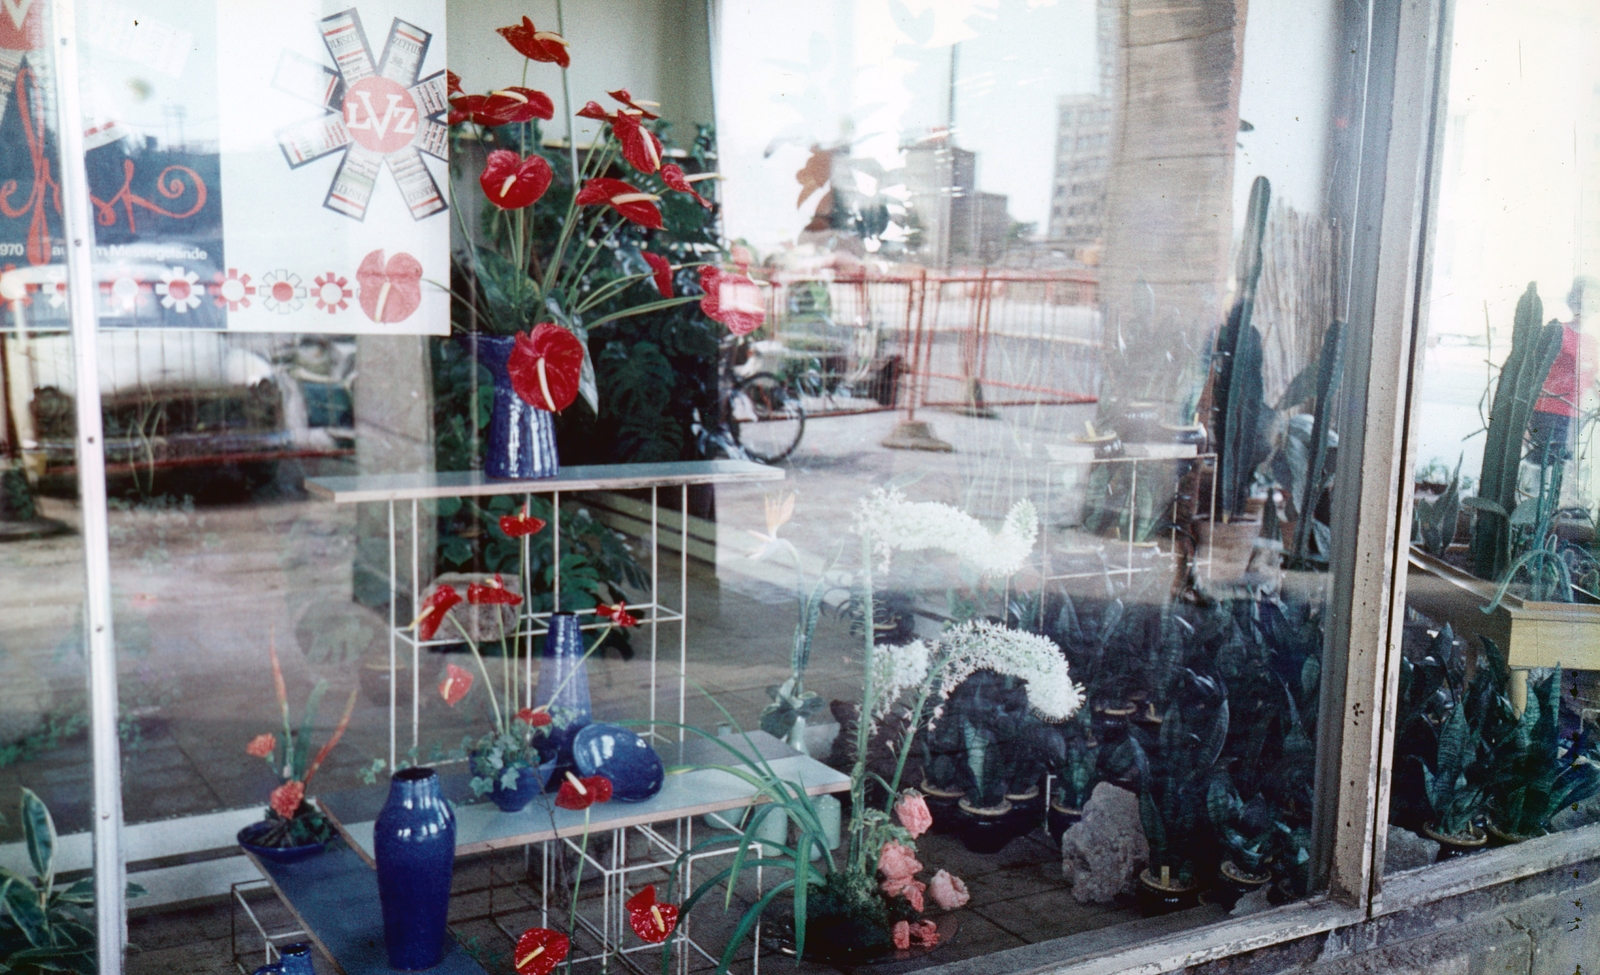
480,150,553,211
446,70,462,95
507,323,584,412
643,253,672,297
698,265,766,336
439,663,473,706
415,584,463,641
625,886,680,943
497,17,570,67
611,110,663,175
606,88,660,120
467,573,522,606
482,87,555,124
661,164,713,208
555,772,613,809
575,100,613,122
512,928,569,975
575,178,663,229
498,506,547,538
596,601,639,628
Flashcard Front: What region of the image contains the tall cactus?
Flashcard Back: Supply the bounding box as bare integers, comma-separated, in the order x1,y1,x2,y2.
1213,176,1272,519
1469,283,1565,580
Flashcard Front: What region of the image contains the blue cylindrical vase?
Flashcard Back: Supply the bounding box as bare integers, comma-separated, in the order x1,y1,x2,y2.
374,767,456,970
279,943,314,975
471,334,559,480
534,613,592,786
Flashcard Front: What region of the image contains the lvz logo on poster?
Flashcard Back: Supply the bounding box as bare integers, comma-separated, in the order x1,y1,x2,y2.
0,1,448,334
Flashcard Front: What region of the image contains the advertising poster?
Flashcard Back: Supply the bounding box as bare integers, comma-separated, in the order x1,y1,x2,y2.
0,0,449,334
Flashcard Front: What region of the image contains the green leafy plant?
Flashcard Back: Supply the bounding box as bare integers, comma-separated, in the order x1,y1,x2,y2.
1414,455,1463,557
1132,674,1230,886
0,789,144,974
1212,176,1273,520
1206,771,1289,877
1484,669,1600,839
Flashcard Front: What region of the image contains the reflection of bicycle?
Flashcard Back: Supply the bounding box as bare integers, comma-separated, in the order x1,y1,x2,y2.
717,337,805,463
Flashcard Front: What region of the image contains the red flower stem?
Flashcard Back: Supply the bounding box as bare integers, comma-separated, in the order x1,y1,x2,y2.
269,632,295,776
560,217,625,294
566,805,590,974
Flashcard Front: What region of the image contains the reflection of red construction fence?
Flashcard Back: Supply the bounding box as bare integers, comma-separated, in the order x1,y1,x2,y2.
762,269,1100,419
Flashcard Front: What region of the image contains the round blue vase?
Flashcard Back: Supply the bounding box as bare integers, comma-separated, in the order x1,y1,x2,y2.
279,943,315,975
534,613,592,787
573,723,664,802
471,334,559,480
374,767,456,970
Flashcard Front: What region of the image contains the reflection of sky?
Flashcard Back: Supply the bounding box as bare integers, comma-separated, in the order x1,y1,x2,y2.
719,0,1096,255
79,0,218,148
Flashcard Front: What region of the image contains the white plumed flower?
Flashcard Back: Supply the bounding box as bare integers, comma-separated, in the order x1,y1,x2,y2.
870,639,930,717
933,621,1083,721
853,488,1038,578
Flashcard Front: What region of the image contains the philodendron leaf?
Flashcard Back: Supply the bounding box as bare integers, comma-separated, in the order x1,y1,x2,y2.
20,788,54,890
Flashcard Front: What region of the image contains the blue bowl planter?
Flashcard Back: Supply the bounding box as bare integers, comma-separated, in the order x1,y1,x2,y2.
236,821,328,865
572,723,665,802
374,767,456,970
480,757,556,813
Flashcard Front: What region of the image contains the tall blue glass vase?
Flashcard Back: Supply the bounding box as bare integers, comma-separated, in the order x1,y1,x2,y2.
374,767,456,970
471,335,559,480
534,613,592,786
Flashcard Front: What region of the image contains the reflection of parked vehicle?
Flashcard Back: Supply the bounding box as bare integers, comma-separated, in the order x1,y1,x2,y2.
16,332,355,496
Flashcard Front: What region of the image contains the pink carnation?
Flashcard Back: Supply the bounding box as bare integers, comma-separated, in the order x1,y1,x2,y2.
895,792,932,838
892,920,911,950
910,920,939,946
882,875,925,912
877,841,922,882
929,869,970,910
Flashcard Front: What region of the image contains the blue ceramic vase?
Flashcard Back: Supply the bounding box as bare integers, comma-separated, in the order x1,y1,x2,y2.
472,334,559,480
533,613,592,785
473,754,555,812
374,767,456,970
278,943,315,975
573,723,664,802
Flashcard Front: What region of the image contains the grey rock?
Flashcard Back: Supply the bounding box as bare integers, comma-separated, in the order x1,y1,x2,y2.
1549,793,1600,833
1383,825,1439,873
1060,782,1148,904
1230,886,1273,917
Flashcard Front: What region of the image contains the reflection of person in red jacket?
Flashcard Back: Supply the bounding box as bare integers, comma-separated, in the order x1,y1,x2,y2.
1530,276,1600,464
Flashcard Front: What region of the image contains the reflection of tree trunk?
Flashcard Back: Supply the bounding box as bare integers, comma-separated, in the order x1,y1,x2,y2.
1099,0,1249,424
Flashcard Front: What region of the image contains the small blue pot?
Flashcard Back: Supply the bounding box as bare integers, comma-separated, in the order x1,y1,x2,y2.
279,943,315,975
236,820,327,865
472,334,560,480
476,756,556,812
374,767,456,970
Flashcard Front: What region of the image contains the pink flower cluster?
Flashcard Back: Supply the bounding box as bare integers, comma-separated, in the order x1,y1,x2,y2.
876,792,970,917
892,919,939,950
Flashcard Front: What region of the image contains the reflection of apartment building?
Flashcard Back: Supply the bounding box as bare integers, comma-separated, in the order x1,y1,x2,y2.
1047,94,1112,243
903,140,1014,267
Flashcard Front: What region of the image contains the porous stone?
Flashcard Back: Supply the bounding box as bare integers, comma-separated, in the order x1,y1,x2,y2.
1060,782,1148,904
1384,825,1439,873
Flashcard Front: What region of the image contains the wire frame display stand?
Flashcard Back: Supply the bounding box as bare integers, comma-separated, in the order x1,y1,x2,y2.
1038,451,1219,592
305,462,788,973
229,879,308,975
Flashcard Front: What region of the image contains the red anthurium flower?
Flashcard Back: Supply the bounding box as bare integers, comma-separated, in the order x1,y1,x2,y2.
596,601,639,628
246,733,277,758
625,886,680,943
416,585,463,641
699,266,766,336
643,253,673,298
576,100,613,122
448,93,493,127
468,573,523,606
512,927,570,975
447,70,462,95
481,150,554,211
499,506,548,538
606,88,661,120
439,663,474,706
611,110,663,175
555,771,613,810
270,780,305,820
498,17,571,68
575,178,664,230
508,323,585,412
515,707,554,727
483,87,556,124
661,164,713,209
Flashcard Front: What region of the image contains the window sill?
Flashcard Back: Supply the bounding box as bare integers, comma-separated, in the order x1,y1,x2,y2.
1376,821,1600,916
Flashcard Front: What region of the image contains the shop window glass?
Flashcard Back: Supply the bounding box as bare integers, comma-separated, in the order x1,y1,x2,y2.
1393,0,1600,869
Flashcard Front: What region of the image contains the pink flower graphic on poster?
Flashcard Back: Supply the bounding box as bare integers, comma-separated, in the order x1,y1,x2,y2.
213,269,255,311
155,267,202,312
314,272,351,314
260,270,307,314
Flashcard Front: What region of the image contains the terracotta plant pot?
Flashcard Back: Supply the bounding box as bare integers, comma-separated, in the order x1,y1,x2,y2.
1422,822,1487,860
1003,784,1045,835
1484,823,1541,847
919,779,967,834
956,798,1017,854
1212,859,1271,908
1137,867,1202,916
